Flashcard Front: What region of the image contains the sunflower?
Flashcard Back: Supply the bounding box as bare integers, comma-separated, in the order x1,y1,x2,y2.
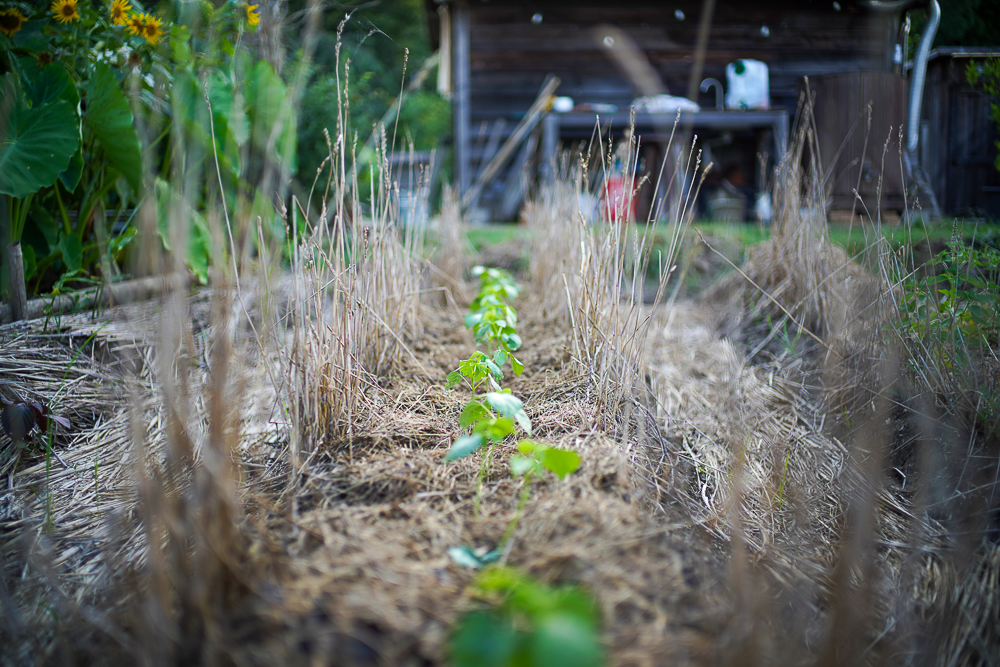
0,8,27,38
109,0,131,26
125,11,143,37
141,13,164,46
245,4,259,26
50,0,80,24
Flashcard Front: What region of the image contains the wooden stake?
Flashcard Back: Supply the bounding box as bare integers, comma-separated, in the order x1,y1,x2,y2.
6,243,26,322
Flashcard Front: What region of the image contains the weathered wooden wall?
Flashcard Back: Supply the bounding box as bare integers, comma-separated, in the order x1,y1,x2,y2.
922,51,1000,218
811,72,908,211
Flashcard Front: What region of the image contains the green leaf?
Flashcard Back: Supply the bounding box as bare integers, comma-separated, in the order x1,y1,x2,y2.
59,146,84,192
460,401,490,429
473,417,514,442
465,312,484,328
20,244,36,281
527,613,603,667
27,63,79,109
540,448,581,480
449,610,517,667
493,349,508,368
0,74,80,200
486,392,531,436
509,354,525,376
154,178,213,284
445,434,484,461
509,456,539,477
448,545,486,569
60,234,82,272
86,63,143,194
446,371,464,389
503,332,523,351
245,61,297,174
483,357,503,383
517,440,539,455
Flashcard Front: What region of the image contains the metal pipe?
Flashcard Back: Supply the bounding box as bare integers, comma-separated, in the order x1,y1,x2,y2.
907,0,940,153
700,78,724,110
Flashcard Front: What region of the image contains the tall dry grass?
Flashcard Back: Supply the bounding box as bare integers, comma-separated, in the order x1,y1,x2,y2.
287,25,425,461
524,113,707,421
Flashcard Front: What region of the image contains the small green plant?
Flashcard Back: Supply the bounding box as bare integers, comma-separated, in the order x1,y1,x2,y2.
465,265,525,373
501,439,580,544
449,566,604,667
899,236,1000,353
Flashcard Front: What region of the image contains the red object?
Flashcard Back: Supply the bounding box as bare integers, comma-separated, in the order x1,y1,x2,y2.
601,175,636,223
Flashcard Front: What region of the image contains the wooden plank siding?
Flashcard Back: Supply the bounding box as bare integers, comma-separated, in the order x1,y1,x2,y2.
810,72,908,212
921,51,1000,218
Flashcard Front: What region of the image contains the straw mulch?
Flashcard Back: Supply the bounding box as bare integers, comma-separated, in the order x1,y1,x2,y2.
1,265,997,665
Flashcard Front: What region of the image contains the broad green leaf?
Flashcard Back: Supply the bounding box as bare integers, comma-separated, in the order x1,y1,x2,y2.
60,234,82,272
20,244,36,281
540,448,581,480
509,456,539,477
459,401,490,429
517,440,539,455
0,74,80,200
465,312,484,328
449,610,517,667
485,392,521,416
154,178,213,284
445,434,484,461
509,354,524,376
471,265,485,277
60,146,84,192
446,371,463,389
473,417,514,442
527,612,603,667
27,63,79,108
503,332,523,351
483,357,503,383
486,392,531,436
86,63,143,194
493,349,508,368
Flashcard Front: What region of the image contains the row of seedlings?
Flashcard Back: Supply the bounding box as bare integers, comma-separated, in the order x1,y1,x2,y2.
444,268,600,667
445,267,581,554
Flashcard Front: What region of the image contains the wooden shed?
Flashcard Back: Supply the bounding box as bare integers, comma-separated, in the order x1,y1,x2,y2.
427,0,914,221
918,48,1000,218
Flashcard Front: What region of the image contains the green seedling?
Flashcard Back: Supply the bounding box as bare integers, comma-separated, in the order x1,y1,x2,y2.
446,391,532,461
501,440,580,547
447,351,505,398
471,265,521,303
465,301,524,365
465,266,525,374
449,566,604,667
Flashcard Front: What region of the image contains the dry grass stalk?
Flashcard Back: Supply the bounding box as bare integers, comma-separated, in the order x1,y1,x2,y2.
287,29,424,458
525,116,706,424
426,184,470,308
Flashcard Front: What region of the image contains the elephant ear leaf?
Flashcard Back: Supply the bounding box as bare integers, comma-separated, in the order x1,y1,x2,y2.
26,64,84,191
86,63,143,194
0,73,80,199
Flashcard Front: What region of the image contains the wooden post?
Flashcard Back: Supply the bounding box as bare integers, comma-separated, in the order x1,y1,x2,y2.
6,242,27,322
453,1,471,196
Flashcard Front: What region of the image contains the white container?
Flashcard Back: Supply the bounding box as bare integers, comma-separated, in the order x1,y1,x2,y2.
725,59,770,110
